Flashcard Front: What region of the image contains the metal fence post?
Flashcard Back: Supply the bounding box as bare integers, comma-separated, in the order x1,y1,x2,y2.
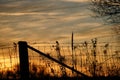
18,41,29,79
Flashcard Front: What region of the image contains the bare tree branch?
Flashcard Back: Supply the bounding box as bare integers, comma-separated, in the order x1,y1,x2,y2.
90,0,120,36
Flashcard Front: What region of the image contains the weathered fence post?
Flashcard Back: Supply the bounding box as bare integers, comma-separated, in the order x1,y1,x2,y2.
18,41,29,79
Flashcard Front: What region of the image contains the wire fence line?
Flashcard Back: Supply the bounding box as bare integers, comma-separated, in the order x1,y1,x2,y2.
27,41,120,75
0,38,120,79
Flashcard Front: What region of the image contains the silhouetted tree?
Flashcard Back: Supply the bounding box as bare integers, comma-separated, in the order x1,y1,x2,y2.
91,0,120,23
90,0,120,37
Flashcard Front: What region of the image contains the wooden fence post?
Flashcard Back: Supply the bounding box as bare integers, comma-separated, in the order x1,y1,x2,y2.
18,41,29,79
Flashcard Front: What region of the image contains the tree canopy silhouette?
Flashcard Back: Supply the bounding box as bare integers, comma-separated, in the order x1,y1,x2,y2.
91,0,120,23
90,0,120,35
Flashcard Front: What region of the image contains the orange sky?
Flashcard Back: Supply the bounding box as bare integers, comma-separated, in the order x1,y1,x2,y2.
0,0,115,47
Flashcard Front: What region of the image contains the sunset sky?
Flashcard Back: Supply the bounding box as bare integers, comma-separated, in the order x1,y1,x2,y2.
0,0,113,46
0,1,119,77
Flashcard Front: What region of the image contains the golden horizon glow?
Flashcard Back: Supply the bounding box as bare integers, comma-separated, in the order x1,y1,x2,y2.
0,0,119,78
0,42,119,77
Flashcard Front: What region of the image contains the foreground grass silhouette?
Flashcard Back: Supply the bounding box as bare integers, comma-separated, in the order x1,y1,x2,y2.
0,40,119,80
0,63,119,80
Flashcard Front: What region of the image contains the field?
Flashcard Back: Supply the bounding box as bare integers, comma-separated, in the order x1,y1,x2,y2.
0,38,120,79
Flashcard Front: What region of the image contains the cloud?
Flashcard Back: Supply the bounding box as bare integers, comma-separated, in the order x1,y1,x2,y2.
0,12,43,16
60,0,89,2
0,0,113,45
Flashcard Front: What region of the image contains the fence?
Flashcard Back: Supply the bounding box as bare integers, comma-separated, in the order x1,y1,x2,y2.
0,38,120,79
0,44,19,79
